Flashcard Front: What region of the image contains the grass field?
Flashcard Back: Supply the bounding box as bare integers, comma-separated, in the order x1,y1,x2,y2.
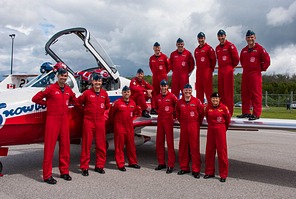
233,107,296,119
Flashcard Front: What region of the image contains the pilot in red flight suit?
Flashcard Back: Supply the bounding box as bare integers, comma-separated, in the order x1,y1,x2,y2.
194,32,216,104
237,30,271,120
130,68,156,118
149,42,170,95
204,92,231,183
154,80,178,174
78,73,110,176
32,64,76,185
108,86,141,171
170,38,195,99
176,84,204,178
215,29,239,116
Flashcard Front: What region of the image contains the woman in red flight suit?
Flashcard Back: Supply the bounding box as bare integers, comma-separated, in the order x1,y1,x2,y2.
204,92,231,182
78,74,110,176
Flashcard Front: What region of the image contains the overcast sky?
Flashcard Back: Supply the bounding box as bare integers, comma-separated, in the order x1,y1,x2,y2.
1,0,296,77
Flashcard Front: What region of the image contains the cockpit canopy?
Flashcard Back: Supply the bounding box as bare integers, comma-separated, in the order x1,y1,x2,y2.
26,27,121,92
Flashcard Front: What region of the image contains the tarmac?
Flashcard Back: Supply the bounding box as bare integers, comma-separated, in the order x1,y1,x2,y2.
1,127,296,199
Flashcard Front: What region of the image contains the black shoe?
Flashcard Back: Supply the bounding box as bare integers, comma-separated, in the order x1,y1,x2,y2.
44,176,57,185
192,172,200,179
248,115,259,120
177,170,190,175
237,113,251,118
150,108,158,115
204,174,215,179
60,174,72,181
81,169,89,176
220,178,226,182
95,167,105,174
155,164,166,170
119,167,126,172
142,110,151,118
128,164,141,169
166,167,173,174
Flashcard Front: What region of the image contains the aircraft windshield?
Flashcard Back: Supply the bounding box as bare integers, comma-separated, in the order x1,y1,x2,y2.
25,74,46,87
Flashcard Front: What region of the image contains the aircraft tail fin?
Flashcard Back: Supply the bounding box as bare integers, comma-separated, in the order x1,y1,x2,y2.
0,74,37,90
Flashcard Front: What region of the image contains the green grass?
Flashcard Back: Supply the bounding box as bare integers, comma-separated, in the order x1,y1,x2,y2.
233,107,296,120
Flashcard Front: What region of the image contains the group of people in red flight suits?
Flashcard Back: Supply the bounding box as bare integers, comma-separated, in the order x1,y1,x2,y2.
33,65,142,185
32,29,270,185
148,30,270,120
152,81,230,182
146,29,270,182
135,29,270,122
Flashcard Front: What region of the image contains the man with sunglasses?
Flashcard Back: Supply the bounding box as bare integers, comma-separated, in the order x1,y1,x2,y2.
194,32,216,104
32,62,76,184
215,29,239,116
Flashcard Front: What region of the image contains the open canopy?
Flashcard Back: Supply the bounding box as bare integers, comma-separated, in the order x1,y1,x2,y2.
45,27,119,80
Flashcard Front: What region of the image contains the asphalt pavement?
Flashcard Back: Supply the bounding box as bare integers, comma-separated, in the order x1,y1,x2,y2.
0,127,296,199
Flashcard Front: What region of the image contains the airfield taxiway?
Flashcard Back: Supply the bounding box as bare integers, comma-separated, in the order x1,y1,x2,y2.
0,127,296,199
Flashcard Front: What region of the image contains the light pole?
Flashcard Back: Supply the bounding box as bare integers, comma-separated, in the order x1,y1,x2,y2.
9,34,16,74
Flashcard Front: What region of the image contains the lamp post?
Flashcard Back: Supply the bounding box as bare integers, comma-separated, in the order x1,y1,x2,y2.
9,34,16,74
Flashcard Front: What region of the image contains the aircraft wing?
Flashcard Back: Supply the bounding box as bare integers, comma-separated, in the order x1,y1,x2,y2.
132,116,296,131
227,117,296,131
133,116,158,127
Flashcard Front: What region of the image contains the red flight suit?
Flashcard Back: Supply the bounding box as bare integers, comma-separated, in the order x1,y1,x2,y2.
130,77,155,111
32,82,76,180
240,43,270,117
78,87,110,170
108,98,138,168
194,43,216,103
155,91,178,168
149,52,170,95
176,96,204,172
170,49,195,98
216,40,239,116
205,102,231,179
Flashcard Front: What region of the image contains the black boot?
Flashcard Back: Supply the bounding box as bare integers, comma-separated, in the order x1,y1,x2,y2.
142,110,151,118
